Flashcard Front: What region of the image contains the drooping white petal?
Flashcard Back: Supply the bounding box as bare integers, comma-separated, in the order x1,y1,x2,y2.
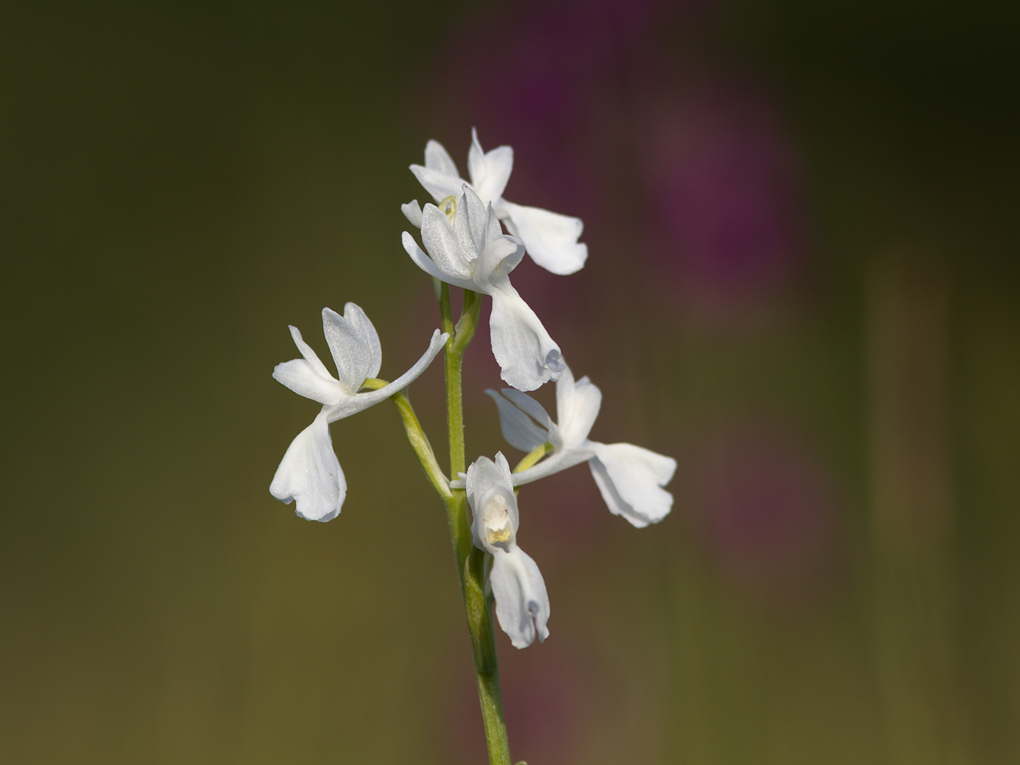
500,200,588,275
485,389,551,452
402,231,476,291
272,359,343,406
401,200,423,228
489,286,564,391
326,329,449,421
468,129,513,203
588,442,677,527
423,139,459,177
490,546,550,649
555,368,602,447
321,305,381,392
270,411,347,522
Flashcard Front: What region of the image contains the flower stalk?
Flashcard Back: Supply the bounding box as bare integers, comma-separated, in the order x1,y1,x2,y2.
440,283,512,765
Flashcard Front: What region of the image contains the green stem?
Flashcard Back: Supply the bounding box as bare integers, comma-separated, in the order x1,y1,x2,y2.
442,284,467,481
439,285,511,765
464,546,510,765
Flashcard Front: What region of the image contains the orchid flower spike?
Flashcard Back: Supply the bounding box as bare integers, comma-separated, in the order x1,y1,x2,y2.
402,184,564,392
488,366,677,528
402,128,588,276
465,453,550,649
270,303,448,522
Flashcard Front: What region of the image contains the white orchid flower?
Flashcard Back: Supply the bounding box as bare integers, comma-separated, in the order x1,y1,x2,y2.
465,453,550,649
270,303,448,522
402,128,588,276
402,184,564,392
488,366,677,528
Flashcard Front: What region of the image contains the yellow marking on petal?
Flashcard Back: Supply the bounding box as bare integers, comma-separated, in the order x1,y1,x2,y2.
439,195,457,222
482,493,514,550
488,527,512,546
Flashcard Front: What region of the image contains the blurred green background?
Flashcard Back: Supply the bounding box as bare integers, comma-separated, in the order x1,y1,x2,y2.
3,1,1018,763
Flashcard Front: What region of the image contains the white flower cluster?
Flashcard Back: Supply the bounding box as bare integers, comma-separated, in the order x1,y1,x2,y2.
270,131,675,649
401,129,581,392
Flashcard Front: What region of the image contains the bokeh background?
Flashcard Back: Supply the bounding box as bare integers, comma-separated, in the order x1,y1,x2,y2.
3,1,1018,762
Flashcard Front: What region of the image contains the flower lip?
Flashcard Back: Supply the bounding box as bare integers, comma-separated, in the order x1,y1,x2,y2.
490,547,550,649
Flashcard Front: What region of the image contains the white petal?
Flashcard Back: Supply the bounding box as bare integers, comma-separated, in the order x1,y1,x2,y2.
588,442,677,527
342,303,382,379
556,368,602,447
272,359,343,406
270,411,346,522
421,204,478,282
489,286,565,391
401,200,423,228
402,231,476,291
494,451,514,484
468,128,513,203
321,306,375,393
424,139,459,177
465,453,519,551
465,453,515,509
455,186,491,259
500,388,556,432
490,546,550,649
327,329,449,421
287,325,332,380
500,200,588,275
411,164,465,204
475,235,526,289
485,389,550,452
